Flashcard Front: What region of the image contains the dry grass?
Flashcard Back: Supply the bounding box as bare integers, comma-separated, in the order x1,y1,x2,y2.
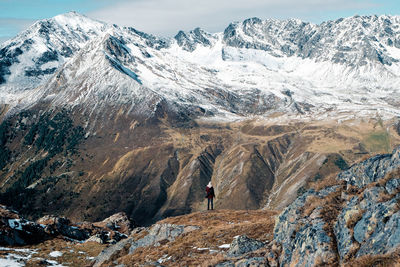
345,250,400,267
117,210,277,266
302,195,322,217
309,173,344,192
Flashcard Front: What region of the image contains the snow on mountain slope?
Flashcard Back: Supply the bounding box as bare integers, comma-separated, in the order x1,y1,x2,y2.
2,12,400,121
0,12,108,102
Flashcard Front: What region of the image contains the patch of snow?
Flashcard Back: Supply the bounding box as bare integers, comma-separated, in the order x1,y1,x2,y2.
45,259,65,266
49,251,63,257
218,244,230,249
0,248,38,267
0,257,24,267
8,219,23,231
157,254,172,264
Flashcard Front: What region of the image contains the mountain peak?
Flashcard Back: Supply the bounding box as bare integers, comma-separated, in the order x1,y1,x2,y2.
0,11,108,91
174,27,217,51
54,10,84,19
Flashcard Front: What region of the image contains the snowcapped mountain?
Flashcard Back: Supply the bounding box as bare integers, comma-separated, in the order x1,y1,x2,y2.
0,12,107,104
2,12,400,227
1,12,400,120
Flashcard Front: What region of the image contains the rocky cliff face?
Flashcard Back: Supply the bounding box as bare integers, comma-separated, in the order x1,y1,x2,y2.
270,146,400,266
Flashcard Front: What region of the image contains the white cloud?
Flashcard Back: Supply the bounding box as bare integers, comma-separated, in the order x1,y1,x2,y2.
88,0,377,36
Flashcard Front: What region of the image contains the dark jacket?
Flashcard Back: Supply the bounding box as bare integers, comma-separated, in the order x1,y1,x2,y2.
206,186,215,199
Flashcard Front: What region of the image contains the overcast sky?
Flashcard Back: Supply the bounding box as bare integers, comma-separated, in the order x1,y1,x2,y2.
1,0,399,43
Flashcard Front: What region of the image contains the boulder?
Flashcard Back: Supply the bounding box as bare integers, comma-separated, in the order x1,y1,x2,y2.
37,215,90,241
93,223,199,267
227,235,265,257
0,205,48,246
271,147,400,266
235,257,269,267
338,147,400,188
86,234,105,244
93,212,133,235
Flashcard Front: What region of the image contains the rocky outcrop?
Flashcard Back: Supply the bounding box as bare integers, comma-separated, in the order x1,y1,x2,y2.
0,206,131,246
227,235,265,257
216,257,269,267
337,147,400,187
94,223,199,267
270,146,400,266
211,147,400,266
0,205,47,246
273,187,340,266
93,212,133,235
37,214,128,244
37,215,91,241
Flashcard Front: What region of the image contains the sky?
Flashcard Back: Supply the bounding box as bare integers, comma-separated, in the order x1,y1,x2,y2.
0,0,400,43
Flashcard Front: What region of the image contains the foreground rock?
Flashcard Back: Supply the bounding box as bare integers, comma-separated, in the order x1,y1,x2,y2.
227,235,265,257
271,146,400,266
0,207,131,246
93,212,133,235
94,223,199,266
0,205,47,246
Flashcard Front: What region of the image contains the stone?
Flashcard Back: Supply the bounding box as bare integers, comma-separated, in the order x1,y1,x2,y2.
385,178,400,195
37,215,90,241
85,234,104,244
94,223,199,267
235,257,269,267
93,212,133,235
334,196,360,260
338,147,400,188
215,261,234,267
94,237,134,267
227,235,265,257
0,206,48,246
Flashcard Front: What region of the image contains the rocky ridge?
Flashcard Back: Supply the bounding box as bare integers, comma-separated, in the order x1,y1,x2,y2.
0,205,132,246
1,13,400,120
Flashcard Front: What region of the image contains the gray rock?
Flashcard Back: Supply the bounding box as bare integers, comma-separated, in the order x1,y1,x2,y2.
93,237,134,267
227,235,265,257
338,147,400,188
129,223,198,254
85,234,104,244
273,187,339,266
93,224,199,267
334,196,360,260
235,257,269,267
174,28,217,52
355,193,400,256
215,261,234,267
385,178,400,194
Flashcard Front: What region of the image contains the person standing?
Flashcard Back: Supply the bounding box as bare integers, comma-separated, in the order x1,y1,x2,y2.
206,181,215,210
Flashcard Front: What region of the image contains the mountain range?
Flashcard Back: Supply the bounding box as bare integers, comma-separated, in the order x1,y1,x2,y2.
0,12,399,226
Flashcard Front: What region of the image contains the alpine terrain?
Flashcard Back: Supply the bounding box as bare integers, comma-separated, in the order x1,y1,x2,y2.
0,11,400,266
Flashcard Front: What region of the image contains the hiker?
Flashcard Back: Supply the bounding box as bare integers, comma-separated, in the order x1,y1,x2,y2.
206,181,215,210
